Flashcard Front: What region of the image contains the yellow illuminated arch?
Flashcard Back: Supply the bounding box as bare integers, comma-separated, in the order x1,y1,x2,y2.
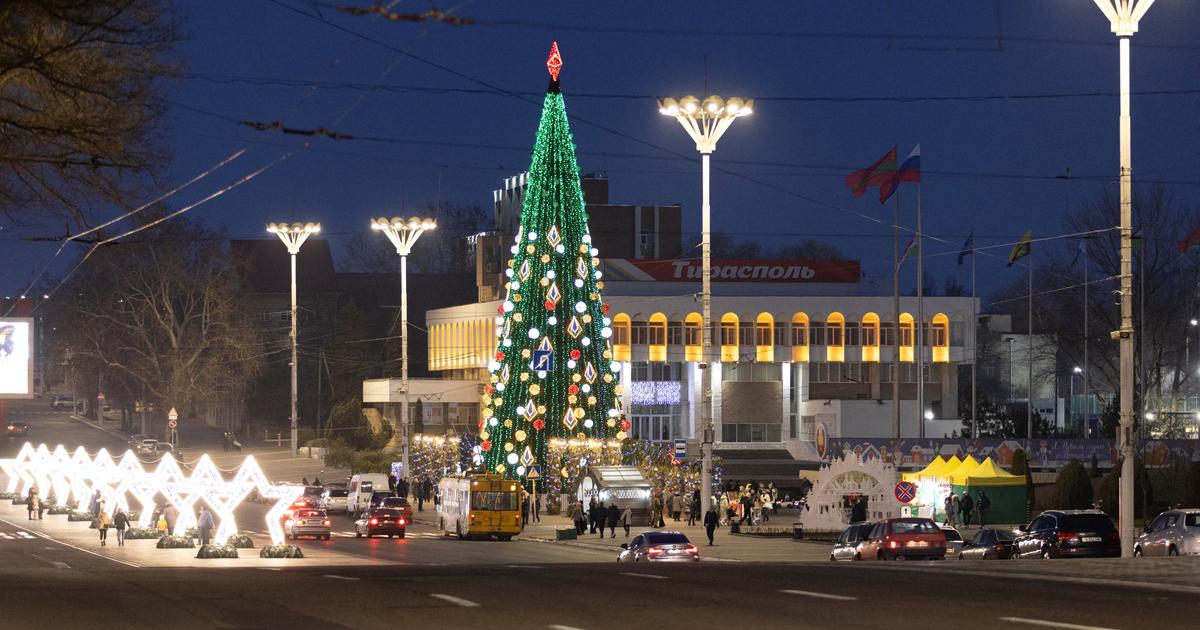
932,312,950,363
612,313,631,362
862,312,880,363
684,312,703,362
899,312,914,363
755,312,774,362
791,312,809,362
720,313,739,362
827,311,845,362
648,312,668,362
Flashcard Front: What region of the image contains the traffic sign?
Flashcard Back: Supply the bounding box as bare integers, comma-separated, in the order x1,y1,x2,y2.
168,419,177,429
672,438,687,460
168,407,178,421
526,465,542,479
97,392,106,402
532,349,554,371
894,480,917,503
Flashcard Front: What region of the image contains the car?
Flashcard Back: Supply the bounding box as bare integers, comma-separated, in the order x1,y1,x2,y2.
279,495,317,526
940,526,964,558
355,508,407,539
830,521,874,561
379,496,414,522
135,438,158,455
856,518,947,561
285,508,331,541
1012,510,1120,559
154,442,174,455
50,395,74,409
5,422,29,438
368,491,397,510
126,434,148,448
323,487,349,514
1135,509,1200,557
959,528,1016,560
618,531,700,562
302,486,327,510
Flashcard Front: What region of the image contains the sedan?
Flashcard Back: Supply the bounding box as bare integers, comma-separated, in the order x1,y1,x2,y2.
941,526,964,559
1136,509,1200,557
618,532,700,562
857,518,946,561
379,497,414,522
286,509,332,540
959,528,1016,560
830,522,873,561
5,422,29,438
355,508,407,539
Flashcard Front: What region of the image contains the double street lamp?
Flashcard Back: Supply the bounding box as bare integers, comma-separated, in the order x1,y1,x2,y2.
371,216,437,490
267,222,321,458
658,94,752,516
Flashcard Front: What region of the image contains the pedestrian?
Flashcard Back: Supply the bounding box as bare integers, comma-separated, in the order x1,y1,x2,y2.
113,507,129,547
398,477,410,500
36,491,44,520
302,477,309,486
588,497,598,534
704,504,718,546
977,491,991,527
687,490,700,526
671,492,682,521
521,493,530,530
26,488,35,520
163,504,179,535
740,492,753,525
571,500,586,535
719,493,731,526
533,492,542,523
944,494,958,528
89,490,101,516
619,504,632,537
197,506,214,547
960,492,975,528
156,513,169,536
417,480,426,512
606,503,619,538
850,497,867,523
97,508,111,546
312,476,321,486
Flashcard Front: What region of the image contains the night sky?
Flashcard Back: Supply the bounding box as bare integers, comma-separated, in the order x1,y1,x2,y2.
5,0,1200,303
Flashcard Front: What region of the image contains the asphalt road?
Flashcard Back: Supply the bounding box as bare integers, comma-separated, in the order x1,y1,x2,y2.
0,398,126,458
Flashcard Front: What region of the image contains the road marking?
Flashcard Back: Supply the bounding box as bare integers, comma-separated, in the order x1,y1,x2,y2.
548,625,586,630
0,518,140,568
780,589,858,601
999,617,1118,630
29,554,69,569
508,564,545,569
430,593,481,608
0,533,12,539
17,532,33,539
322,574,359,581
620,572,667,580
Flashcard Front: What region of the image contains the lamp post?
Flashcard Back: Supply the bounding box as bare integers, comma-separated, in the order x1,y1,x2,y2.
371,216,437,490
267,222,321,458
1091,0,1155,559
1070,366,1083,436
658,93,752,516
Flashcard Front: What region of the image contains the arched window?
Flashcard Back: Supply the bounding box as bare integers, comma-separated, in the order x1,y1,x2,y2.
755,313,774,362
899,313,914,363
684,313,702,362
612,313,631,362
932,313,950,363
648,312,668,362
791,312,809,362
720,313,739,362
826,312,845,362
862,312,880,363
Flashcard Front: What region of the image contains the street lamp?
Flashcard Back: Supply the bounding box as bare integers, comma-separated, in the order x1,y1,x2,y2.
1091,0,1155,559
658,93,752,515
1070,366,1083,437
371,216,437,492
267,222,321,458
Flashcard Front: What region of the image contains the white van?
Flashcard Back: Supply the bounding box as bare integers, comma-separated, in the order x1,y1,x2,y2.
347,473,389,517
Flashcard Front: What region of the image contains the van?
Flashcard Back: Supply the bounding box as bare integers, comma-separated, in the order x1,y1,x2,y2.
347,473,389,517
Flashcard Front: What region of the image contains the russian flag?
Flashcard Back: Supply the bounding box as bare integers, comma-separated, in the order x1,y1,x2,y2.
879,144,920,204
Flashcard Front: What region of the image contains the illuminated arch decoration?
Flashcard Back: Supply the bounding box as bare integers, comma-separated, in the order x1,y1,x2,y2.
720,313,739,362
791,312,809,362
684,312,703,362
931,313,950,363
612,313,631,361
899,313,915,363
826,312,845,363
861,312,881,363
755,312,774,362
648,312,667,362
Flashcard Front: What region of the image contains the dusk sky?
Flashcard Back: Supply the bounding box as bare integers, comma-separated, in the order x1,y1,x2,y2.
5,0,1200,302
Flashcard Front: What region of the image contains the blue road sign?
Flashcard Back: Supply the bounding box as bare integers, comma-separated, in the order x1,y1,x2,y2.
532,350,554,371
673,439,687,460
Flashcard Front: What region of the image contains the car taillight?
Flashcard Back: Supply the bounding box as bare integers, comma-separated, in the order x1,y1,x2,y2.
684,544,699,555
516,514,520,523
398,518,406,525
888,540,899,549
646,546,664,556
369,518,378,525
323,520,330,526
995,544,1006,552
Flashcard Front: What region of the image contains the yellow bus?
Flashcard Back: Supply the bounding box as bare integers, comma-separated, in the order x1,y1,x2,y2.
436,474,522,540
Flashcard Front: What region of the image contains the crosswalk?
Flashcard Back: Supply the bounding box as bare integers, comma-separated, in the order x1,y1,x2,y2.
0,531,36,540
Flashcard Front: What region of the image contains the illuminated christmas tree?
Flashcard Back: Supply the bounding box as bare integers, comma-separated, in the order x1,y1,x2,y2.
479,42,627,483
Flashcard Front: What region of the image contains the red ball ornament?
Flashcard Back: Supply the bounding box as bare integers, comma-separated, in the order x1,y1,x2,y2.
532,418,545,431
569,349,581,360
567,384,579,396
495,351,505,361
545,300,555,311
481,440,492,452
484,384,494,394
620,420,631,432
601,303,611,315
497,305,504,314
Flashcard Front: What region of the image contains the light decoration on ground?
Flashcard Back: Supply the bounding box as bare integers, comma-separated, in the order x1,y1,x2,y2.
0,443,305,546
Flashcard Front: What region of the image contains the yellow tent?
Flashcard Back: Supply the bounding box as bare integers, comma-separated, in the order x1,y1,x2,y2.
947,455,982,485
903,455,957,482
963,457,1025,487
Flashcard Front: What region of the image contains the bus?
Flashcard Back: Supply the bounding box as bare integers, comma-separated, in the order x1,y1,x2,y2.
437,474,522,540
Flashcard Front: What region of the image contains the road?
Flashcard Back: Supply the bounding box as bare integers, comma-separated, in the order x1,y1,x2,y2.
0,398,126,458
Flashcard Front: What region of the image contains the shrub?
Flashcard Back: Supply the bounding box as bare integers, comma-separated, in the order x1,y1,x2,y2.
1010,449,1028,475
195,544,239,559
1097,459,1150,519
228,534,255,549
156,535,195,549
0,492,19,500
124,528,161,540
1052,459,1093,509
324,440,356,470
47,505,71,515
353,450,394,474
325,397,392,450
1090,454,1102,479
259,544,304,559
68,510,94,521
11,497,25,506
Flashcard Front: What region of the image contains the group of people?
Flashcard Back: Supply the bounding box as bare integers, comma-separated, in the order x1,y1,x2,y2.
568,497,632,538
715,482,779,527
24,487,44,520
943,490,991,528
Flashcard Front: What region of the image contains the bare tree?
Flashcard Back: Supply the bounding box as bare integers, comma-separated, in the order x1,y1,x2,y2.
0,0,179,227
341,201,490,273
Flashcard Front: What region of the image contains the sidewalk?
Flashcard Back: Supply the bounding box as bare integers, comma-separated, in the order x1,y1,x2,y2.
408,510,832,562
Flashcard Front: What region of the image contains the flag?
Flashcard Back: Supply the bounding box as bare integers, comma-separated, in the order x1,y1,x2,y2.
1070,237,1087,267
1007,229,1032,267
896,233,917,273
957,230,975,266
844,146,896,198
879,144,921,204
1178,227,1200,253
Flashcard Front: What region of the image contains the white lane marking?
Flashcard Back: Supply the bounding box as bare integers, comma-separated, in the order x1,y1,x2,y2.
780,589,857,601
29,553,70,569
0,533,12,539
322,574,359,581
17,532,34,539
620,572,667,580
0,518,141,568
999,617,1119,630
508,564,545,569
430,593,481,608
548,625,586,630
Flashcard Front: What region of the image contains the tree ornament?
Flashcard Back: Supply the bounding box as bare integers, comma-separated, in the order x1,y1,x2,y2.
569,349,581,360
546,41,563,81
481,440,492,452
528,384,541,396
540,254,550,263
545,300,555,311
504,419,513,428
602,303,611,315
607,419,616,428
515,430,527,442
597,281,605,289
568,384,579,396
522,349,532,359
532,418,545,430
620,419,631,431
525,244,536,254
504,442,514,452
495,351,506,362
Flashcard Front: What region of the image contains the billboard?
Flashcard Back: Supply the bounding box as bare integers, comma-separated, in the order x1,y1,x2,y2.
602,258,861,283
0,318,33,398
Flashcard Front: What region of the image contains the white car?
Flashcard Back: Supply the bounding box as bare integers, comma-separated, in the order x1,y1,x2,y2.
136,438,158,455
1136,510,1200,556
323,487,349,514
940,526,964,558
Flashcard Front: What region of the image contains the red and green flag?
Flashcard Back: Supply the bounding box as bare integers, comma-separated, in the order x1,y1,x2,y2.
1178,227,1200,253
844,146,896,198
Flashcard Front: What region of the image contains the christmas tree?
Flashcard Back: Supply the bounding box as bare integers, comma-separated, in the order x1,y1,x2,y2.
479,42,627,482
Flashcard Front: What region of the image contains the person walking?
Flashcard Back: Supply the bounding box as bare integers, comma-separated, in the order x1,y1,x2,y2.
163,504,179,535
606,503,619,538
619,504,632,537
671,492,683,522
571,500,586,535
113,507,129,547
533,492,542,523
944,494,959,528
739,492,753,525
977,491,991,527
704,504,719,546
156,513,169,536
26,488,36,520
959,492,975,528
688,490,700,526
197,506,214,547
850,498,867,523
97,508,111,546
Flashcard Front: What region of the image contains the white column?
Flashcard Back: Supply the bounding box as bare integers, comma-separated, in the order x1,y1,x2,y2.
289,252,299,458
400,253,410,491
781,361,792,441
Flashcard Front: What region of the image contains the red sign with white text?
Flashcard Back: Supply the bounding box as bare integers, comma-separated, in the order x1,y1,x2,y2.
602,259,860,283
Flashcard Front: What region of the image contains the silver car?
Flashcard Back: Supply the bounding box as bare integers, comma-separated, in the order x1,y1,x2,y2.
1135,509,1200,557
618,531,700,562
940,526,964,558
830,522,873,561
323,487,349,514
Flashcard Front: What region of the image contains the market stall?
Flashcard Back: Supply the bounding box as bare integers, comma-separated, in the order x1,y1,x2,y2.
950,457,1027,525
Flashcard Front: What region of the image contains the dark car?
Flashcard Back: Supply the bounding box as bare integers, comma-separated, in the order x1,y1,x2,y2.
5,422,29,438
1012,510,1120,559
368,491,397,510
379,496,414,522
959,528,1016,560
354,508,407,539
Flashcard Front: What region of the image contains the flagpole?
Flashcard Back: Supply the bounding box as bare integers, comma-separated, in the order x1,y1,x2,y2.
1083,240,1089,437
1028,251,1034,440
892,188,901,440
916,181,925,439
971,242,977,438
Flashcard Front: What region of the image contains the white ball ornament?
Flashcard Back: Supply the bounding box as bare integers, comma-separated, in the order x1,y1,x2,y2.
503,301,514,312
601,327,612,338
507,453,519,464
548,316,558,326
528,328,540,339
581,337,591,346
537,370,547,379
574,302,586,313
510,245,519,254
567,360,577,369
582,234,592,244
505,268,514,278
555,244,565,254
528,231,538,241
583,419,594,429
611,361,622,372
546,269,556,279
503,339,512,347
574,279,584,288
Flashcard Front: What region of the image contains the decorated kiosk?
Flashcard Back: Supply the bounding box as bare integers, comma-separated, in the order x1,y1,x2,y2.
950,457,1027,525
